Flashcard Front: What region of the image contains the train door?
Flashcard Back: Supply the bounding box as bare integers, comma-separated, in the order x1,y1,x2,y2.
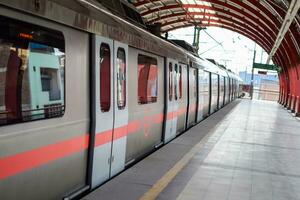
232,79,235,100
210,73,218,114
219,76,225,107
234,80,237,99
164,58,179,143
217,75,220,109
175,64,188,135
202,71,210,118
187,67,198,127
225,77,230,104
223,77,226,106
111,41,128,176
91,35,128,188
229,78,232,101
197,69,205,122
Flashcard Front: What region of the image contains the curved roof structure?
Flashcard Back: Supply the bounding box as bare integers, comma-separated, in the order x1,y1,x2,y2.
132,0,300,72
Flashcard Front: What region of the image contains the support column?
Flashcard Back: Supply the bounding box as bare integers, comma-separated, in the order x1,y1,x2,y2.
285,92,289,107
250,43,257,100
287,93,292,109
192,25,203,53
296,96,300,117
165,32,168,39
291,95,296,112
281,91,284,105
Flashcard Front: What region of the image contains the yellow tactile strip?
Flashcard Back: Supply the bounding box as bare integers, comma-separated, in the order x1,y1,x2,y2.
139,116,233,200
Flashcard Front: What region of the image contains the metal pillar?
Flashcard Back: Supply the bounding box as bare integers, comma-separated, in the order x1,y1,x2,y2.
165,32,168,39
192,25,201,53
250,43,257,100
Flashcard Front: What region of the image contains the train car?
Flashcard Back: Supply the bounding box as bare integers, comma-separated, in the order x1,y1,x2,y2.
224,74,231,105
226,70,242,101
204,61,223,115
197,67,211,122
0,1,241,199
231,73,243,98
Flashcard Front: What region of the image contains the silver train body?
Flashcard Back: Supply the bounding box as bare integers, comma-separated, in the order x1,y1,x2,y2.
0,1,241,199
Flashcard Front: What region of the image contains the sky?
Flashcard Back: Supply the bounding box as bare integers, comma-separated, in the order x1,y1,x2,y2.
168,26,276,75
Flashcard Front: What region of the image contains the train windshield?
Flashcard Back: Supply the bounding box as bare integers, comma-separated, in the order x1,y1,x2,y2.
0,15,65,126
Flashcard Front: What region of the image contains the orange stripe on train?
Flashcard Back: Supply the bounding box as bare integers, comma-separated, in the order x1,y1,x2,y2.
0,106,189,180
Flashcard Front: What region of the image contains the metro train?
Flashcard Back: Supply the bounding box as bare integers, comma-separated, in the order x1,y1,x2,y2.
0,0,241,199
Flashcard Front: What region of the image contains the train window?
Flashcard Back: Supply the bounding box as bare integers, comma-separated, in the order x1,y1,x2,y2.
169,62,173,101
137,54,158,104
179,65,182,99
0,15,65,126
222,76,225,92
116,48,126,110
174,64,178,100
100,43,111,112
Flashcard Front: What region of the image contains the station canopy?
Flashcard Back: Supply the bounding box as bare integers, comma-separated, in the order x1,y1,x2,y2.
131,0,300,71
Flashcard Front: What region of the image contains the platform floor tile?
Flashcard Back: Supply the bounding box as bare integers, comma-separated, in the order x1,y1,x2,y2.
82,100,300,200
159,100,300,200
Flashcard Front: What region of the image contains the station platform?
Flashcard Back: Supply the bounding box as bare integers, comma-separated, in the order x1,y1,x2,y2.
82,100,300,200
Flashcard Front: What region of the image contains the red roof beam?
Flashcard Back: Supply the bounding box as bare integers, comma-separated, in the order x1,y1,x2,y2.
136,0,299,58
162,22,285,68
160,15,290,67
140,3,295,67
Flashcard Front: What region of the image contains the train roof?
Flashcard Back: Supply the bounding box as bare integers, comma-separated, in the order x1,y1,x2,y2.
168,39,235,78
227,70,243,82
188,55,229,77
0,0,240,80
0,0,188,62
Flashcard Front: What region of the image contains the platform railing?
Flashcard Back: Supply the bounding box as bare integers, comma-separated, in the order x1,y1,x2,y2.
252,88,279,101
